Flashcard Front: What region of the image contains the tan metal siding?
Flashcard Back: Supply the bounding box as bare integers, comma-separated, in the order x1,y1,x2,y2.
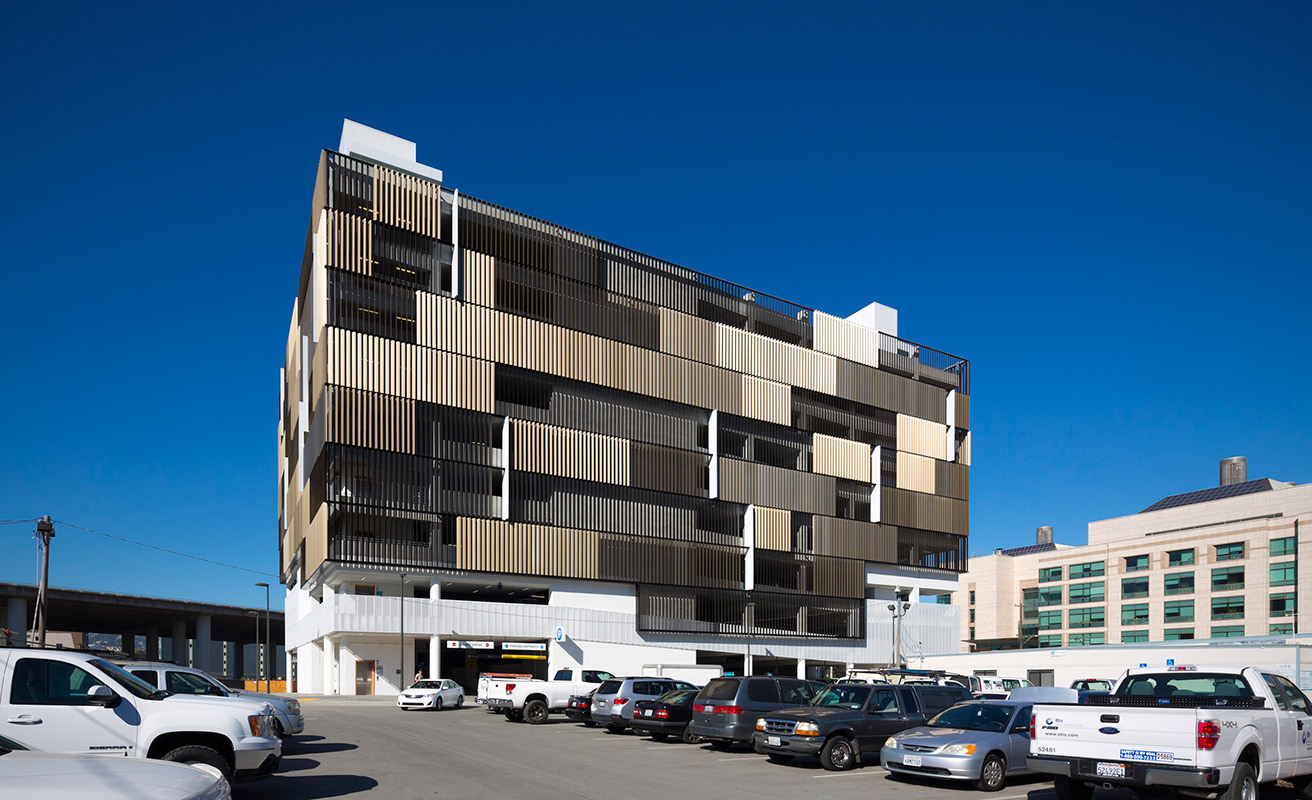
813,516,898,562
877,371,947,422
327,210,373,274
896,451,937,494
374,165,441,238
512,419,631,486
954,391,970,430
813,433,872,483
880,486,969,536
753,506,792,551
456,518,601,579
959,431,972,466
897,413,948,460
323,386,418,454
720,459,836,516
814,555,866,598
813,311,881,369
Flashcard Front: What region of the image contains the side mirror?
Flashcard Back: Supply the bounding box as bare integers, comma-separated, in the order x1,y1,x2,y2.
87,685,122,708
207,686,226,696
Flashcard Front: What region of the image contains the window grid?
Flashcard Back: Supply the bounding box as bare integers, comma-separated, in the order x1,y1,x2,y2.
1270,536,1297,558
1164,571,1194,596
1068,607,1105,629
1122,577,1149,599
1167,548,1195,567
1069,561,1105,579
1124,554,1149,572
1214,542,1245,562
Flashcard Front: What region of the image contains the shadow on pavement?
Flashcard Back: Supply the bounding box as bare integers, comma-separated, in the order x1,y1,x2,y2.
238,774,379,799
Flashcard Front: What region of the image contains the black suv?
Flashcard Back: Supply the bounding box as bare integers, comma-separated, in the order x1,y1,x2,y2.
753,682,971,770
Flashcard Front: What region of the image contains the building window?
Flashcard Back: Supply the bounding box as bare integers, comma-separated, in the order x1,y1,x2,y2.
969,590,976,605
1270,623,1295,635
1069,581,1105,604
1037,610,1063,630
1068,632,1105,647
1271,536,1297,558
1211,596,1245,620
1164,628,1194,641
1124,554,1149,572
1122,631,1149,643
1211,566,1244,592
1021,587,1039,621
969,609,976,623
1069,561,1105,579
1038,566,1063,583
1122,577,1150,599
1167,548,1195,567
1164,571,1194,595
1215,542,1245,562
1271,562,1297,587
1211,625,1245,639
1270,592,1297,618
1037,586,1063,607
1037,634,1063,647
1164,600,1194,624
969,627,975,640
1121,603,1150,626
1068,607,1105,629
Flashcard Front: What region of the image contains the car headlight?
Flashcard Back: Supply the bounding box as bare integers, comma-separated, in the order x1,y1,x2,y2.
884,736,898,750
285,700,301,714
794,722,820,737
248,715,273,736
755,718,767,731
942,743,976,755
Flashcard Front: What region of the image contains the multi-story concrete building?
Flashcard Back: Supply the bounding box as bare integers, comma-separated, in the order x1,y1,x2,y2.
279,121,972,695
956,459,1310,651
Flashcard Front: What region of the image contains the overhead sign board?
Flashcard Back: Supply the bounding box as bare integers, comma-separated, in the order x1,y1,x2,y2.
502,642,547,652
446,640,494,649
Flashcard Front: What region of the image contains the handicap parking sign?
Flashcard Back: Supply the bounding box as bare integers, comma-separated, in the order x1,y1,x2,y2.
1167,658,1175,666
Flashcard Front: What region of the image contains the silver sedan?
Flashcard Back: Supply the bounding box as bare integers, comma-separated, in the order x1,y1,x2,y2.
397,679,466,711
880,700,1034,792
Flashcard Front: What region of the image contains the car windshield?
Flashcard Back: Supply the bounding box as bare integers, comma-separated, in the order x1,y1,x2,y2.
412,681,443,689
596,681,622,695
810,684,872,710
1080,680,1112,692
89,659,162,699
658,689,697,705
929,703,1016,732
698,678,740,701
1118,674,1254,699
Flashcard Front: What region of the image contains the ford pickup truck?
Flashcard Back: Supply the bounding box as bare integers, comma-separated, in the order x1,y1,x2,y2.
1028,666,1312,800
481,668,614,723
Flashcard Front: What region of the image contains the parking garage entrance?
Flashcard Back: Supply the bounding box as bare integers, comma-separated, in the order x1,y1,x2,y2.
441,639,549,693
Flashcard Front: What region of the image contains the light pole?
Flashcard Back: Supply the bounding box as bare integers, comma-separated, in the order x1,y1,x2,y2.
255,582,270,693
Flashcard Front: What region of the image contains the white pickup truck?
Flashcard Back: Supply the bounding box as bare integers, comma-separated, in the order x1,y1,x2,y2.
1029,666,1312,800
480,667,615,724
1,647,281,787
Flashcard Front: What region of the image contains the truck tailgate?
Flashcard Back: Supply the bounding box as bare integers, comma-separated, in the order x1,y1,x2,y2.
1033,704,1201,766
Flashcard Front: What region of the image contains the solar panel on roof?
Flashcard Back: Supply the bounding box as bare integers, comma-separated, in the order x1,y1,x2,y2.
1141,479,1274,513
1000,542,1059,557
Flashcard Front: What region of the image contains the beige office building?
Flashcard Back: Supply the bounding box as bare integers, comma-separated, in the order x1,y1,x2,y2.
955,460,1310,651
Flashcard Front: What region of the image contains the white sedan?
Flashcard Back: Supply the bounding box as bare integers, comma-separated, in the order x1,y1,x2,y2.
398,679,466,710
0,732,229,800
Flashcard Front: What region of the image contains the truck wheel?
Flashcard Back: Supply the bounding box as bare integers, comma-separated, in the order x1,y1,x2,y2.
1054,776,1095,800
161,745,233,785
505,709,524,722
1221,762,1257,800
820,736,857,771
767,754,795,764
524,700,549,724
976,753,1006,792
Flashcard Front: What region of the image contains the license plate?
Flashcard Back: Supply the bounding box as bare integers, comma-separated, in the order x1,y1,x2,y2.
767,736,781,747
1096,763,1126,778
904,755,922,767
643,709,653,717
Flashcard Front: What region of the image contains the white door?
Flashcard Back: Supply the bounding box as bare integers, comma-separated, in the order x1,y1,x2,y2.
4,656,137,756
1266,674,1312,776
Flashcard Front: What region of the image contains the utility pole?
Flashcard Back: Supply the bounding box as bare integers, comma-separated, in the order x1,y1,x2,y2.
33,516,55,648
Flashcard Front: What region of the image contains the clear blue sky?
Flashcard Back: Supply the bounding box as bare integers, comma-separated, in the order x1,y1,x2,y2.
2,2,1308,610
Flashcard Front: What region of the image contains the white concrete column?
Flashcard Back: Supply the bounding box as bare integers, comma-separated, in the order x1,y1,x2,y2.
450,189,460,300
796,658,808,680
171,620,188,666
195,616,212,673
945,390,957,463
6,598,29,646
429,636,442,680
500,416,511,520
286,648,295,692
870,445,882,523
145,626,159,661
744,506,755,591
323,636,338,695
708,410,719,499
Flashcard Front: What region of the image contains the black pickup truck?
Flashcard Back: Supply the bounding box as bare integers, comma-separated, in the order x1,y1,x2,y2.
753,682,970,770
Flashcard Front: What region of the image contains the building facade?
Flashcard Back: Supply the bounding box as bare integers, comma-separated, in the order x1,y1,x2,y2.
956,464,1310,651
279,122,972,694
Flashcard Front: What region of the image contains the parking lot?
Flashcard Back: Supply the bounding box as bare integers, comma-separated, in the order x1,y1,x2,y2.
237,695,1065,800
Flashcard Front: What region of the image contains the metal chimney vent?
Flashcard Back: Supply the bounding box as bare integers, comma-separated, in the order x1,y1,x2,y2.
1036,526,1054,545
1220,457,1247,487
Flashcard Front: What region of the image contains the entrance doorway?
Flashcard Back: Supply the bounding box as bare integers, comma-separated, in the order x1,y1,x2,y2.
355,660,375,695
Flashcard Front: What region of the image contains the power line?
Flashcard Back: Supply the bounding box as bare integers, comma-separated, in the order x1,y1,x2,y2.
0,519,39,526
52,519,277,578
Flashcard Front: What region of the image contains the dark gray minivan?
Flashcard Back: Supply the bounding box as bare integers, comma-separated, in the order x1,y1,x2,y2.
689,676,823,748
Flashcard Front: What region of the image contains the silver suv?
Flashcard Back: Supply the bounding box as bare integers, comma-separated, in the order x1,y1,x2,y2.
592,677,698,731
116,661,304,739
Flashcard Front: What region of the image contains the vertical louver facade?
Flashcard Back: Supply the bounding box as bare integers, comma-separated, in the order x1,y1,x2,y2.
280,133,971,650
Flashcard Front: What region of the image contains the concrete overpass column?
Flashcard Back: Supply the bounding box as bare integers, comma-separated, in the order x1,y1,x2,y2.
145,626,159,660
121,632,136,658
6,599,29,647
323,636,337,695
195,616,212,672
796,658,808,680
428,580,442,680
171,620,188,666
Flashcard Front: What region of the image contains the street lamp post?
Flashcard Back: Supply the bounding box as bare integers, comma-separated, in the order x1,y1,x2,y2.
255,582,270,693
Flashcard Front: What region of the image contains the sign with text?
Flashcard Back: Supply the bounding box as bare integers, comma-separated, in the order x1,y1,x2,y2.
446,640,494,649
502,642,547,652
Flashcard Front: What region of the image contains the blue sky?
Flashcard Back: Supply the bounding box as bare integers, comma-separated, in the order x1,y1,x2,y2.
1,2,1308,610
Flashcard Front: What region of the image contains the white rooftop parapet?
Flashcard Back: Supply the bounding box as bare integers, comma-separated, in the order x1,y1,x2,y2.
338,119,443,183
